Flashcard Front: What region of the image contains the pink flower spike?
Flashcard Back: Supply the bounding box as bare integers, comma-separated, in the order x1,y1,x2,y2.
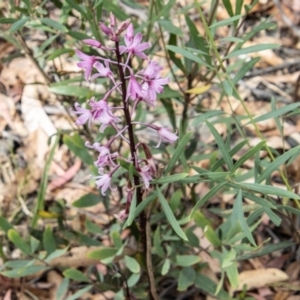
91,61,113,81
71,102,92,126
156,127,178,148
76,50,97,81
95,173,112,195
126,74,143,101
83,39,102,48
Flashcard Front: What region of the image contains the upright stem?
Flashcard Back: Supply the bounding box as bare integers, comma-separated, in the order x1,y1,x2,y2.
114,42,158,300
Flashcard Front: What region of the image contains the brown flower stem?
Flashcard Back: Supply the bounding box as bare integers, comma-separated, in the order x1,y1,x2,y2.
115,41,158,300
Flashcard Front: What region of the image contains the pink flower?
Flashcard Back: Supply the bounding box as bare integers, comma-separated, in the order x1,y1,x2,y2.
83,39,102,48
156,127,178,148
91,61,113,81
92,143,118,167
99,22,113,36
114,209,128,221
89,98,120,131
119,24,150,59
76,50,97,81
138,165,153,189
140,61,169,104
95,173,112,195
71,102,92,126
126,74,143,101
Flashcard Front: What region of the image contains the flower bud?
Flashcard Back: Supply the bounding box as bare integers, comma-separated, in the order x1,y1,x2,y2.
99,22,113,36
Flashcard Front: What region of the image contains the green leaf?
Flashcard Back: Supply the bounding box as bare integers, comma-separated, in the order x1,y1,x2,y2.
225,44,280,59
154,227,165,258
233,57,260,84
178,267,196,291
47,48,74,60
192,110,224,126
68,30,90,40
160,98,177,130
161,259,170,275
0,18,17,24
190,182,227,218
9,17,29,33
73,193,101,208
152,173,188,184
205,120,233,169
263,207,281,226
111,231,122,249
63,268,90,282
239,183,300,199
30,236,40,253
8,229,31,255
158,19,182,36
222,0,234,16
87,247,118,260
63,133,94,166
124,256,140,273
278,205,300,218
232,190,256,246
127,273,140,288
210,15,242,28
45,248,69,263
165,132,192,174
40,18,68,32
258,146,300,183
85,219,102,234
65,0,87,17
176,255,201,267
166,45,211,69
56,278,69,300
157,188,188,240
204,225,222,247
167,34,186,74
126,190,137,226
43,226,56,254
195,274,231,299
231,140,266,173
49,85,91,97
225,262,239,288
65,285,92,300
211,139,248,171
0,216,13,232
1,265,50,278
185,14,210,65
237,241,293,261
253,102,300,123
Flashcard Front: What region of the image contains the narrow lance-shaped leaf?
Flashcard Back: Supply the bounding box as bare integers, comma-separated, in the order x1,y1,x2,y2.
258,145,300,183
231,140,266,173
225,44,279,59
126,190,137,227
190,182,227,218
164,132,192,174
232,190,256,246
205,120,233,169
157,188,188,240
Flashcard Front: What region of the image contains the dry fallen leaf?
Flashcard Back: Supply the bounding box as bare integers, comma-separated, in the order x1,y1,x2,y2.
231,268,289,294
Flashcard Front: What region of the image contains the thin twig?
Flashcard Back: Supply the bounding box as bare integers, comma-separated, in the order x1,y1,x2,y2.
146,204,159,300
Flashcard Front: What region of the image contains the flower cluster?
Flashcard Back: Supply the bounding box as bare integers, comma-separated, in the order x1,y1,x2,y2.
72,13,178,220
